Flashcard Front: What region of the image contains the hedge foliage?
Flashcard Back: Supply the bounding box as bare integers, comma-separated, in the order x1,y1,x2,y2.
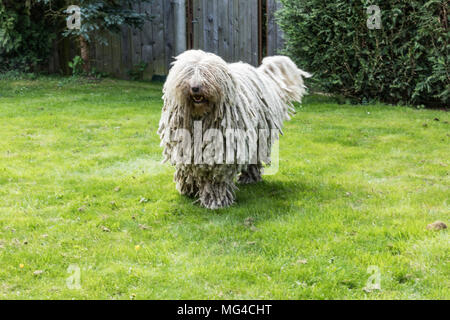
278,0,449,107
0,1,151,74
0,1,63,72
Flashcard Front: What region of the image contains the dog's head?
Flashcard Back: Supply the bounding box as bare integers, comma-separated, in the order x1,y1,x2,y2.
164,50,235,119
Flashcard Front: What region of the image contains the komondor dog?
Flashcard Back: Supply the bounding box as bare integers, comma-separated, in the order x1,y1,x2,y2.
158,50,310,209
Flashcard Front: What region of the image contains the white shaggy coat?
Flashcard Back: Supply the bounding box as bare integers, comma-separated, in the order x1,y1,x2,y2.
158,50,310,209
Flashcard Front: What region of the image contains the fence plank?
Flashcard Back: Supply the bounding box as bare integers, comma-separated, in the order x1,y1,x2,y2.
250,0,259,66
227,0,234,62
193,0,202,49
164,0,175,74
93,37,102,73
110,33,121,76
218,0,229,61
267,0,284,56
232,0,239,62
139,2,153,79
152,0,165,75
211,0,219,54
239,0,248,62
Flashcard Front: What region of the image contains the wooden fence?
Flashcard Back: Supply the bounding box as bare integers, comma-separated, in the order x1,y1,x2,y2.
48,0,285,80
190,0,259,66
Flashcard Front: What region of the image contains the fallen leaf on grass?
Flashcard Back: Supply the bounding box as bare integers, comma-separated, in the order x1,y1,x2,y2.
427,221,447,231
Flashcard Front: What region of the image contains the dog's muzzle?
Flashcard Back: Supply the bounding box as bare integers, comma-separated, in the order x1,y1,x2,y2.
191,94,207,104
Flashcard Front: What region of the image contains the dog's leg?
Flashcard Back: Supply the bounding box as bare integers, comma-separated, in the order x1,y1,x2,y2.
174,167,198,197
238,164,263,184
198,182,236,209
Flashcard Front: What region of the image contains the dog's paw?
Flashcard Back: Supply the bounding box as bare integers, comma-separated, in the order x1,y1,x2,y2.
200,195,234,209
238,165,262,184
238,174,261,184
198,183,236,209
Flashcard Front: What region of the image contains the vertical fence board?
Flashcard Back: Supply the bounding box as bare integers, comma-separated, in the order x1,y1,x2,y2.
212,0,219,54
267,0,284,56
152,0,165,75
227,0,234,62
201,0,209,50
110,34,121,76
232,0,239,62
164,0,175,74
120,26,131,78
94,38,102,73
193,0,202,49
140,2,153,79
239,0,247,62
218,0,229,61
204,0,212,52
251,0,258,65
130,1,142,73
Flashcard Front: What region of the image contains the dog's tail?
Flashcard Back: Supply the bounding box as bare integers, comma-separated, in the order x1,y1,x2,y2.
259,56,311,104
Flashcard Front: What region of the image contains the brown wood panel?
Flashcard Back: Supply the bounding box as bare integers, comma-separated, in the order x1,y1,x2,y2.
267,0,284,56
164,0,175,74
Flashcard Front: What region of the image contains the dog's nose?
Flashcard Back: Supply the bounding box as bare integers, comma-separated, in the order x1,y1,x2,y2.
191,86,200,93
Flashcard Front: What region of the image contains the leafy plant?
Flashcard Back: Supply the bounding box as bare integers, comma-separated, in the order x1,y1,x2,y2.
68,55,84,76
127,61,148,81
278,0,449,107
89,67,109,79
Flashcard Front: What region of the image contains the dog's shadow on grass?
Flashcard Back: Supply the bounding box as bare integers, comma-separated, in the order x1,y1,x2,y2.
228,177,346,218
172,177,349,222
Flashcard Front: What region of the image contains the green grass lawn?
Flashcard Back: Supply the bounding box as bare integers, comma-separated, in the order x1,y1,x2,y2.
0,77,448,299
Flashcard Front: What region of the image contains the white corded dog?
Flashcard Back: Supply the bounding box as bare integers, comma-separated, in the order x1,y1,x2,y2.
158,50,310,209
